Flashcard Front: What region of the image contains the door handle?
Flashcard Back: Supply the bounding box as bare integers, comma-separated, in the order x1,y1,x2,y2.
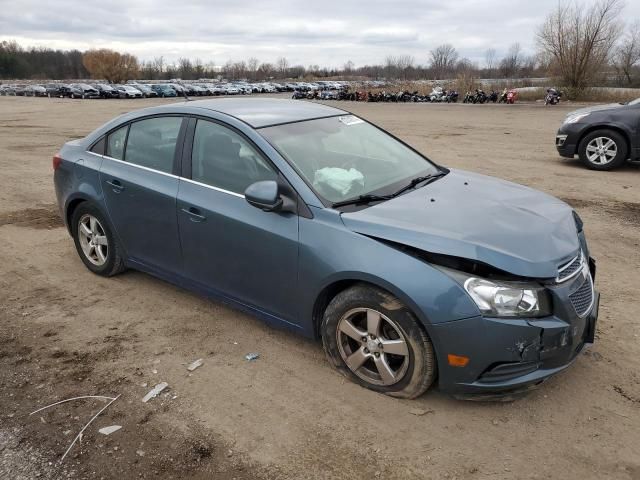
181,207,206,222
106,179,124,193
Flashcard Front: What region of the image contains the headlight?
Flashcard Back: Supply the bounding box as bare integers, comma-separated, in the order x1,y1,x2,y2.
563,112,590,124
462,277,552,318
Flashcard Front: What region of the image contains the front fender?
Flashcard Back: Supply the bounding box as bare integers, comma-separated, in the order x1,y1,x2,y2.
298,208,480,337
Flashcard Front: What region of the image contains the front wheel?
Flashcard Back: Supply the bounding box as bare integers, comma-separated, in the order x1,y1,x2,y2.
321,284,436,399
578,129,628,170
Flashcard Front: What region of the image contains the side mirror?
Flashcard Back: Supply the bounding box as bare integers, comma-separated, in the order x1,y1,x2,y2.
244,180,283,212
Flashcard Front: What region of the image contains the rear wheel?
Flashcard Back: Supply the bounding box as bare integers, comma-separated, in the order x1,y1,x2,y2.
71,203,125,277
578,129,627,171
321,284,436,399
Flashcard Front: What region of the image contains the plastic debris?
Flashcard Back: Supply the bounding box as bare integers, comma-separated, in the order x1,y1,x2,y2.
245,353,260,361
409,408,434,416
187,358,204,371
98,425,122,436
142,382,169,403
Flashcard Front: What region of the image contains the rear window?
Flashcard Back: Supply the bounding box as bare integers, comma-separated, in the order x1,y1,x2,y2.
124,117,182,174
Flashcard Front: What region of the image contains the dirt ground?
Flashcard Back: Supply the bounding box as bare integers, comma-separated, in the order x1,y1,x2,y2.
0,95,639,480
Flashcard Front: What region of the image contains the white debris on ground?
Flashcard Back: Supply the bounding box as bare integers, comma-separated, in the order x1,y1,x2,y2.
245,353,260,361
142,382,169,403
98,425,122,436
186,358,204,371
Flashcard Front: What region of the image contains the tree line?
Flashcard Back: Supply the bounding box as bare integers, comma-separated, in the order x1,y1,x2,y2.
1,0,639,95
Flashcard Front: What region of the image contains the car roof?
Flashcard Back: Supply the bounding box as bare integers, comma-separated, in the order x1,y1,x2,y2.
165,98,348,128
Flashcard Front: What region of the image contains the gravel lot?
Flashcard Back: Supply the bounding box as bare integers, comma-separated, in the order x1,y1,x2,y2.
1,96,639,480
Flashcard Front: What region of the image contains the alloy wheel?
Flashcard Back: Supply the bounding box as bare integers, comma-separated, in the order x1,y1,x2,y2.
336,308,410,386
77,214,109,266
586,137,617,165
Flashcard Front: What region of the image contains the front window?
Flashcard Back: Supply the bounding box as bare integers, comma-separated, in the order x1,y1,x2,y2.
259,115,439,204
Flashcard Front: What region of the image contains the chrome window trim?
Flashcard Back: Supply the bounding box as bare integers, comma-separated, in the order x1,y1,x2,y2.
180,177,245,198
94,153,245,199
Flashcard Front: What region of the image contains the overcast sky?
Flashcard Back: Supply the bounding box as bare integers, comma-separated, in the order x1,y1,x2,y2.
2,0,639,68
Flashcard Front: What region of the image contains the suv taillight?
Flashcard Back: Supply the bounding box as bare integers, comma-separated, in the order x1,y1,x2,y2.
53,153,63,171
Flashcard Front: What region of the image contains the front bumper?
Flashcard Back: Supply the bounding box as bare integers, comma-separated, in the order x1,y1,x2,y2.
433,260,599,397
555,123,588,158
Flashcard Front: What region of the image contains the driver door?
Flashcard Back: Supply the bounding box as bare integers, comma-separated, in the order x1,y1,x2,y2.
177,118,300,324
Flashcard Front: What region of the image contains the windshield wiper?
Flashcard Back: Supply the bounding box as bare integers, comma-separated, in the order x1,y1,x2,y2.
331,193,392,208
331,171,447,209
388,171,447,198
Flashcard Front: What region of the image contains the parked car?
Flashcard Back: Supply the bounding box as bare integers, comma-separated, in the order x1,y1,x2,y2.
43,83,65,97
59,84,86,99
556,98,640,170
54,98,598,399
93,84,120,99
114,85,143,99
70,84,100,99
132,84,158,98
150,84,177,97
22,85,48,97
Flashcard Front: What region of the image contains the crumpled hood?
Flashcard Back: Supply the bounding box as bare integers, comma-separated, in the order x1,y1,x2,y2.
341,169,580,279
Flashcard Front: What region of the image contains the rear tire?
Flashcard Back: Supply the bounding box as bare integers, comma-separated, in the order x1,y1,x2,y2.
321,284,436,399
578,129,627,171
71,203,126,277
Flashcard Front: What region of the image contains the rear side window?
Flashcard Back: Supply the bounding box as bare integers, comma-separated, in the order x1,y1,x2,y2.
90,137,105,155
125,117,182,174
106,126,127,160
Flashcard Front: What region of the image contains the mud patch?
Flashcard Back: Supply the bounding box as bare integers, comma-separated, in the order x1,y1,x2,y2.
0,204,63,229
560,197,640,228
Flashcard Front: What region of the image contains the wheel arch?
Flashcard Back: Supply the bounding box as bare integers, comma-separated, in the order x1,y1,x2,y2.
311,276,438,345
577,124,632,158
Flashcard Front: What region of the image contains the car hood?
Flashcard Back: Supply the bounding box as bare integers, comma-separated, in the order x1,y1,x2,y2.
341,169,580,279
567,103,625,116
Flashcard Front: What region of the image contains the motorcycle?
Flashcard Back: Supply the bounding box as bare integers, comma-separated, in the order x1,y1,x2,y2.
506,89,518,104
291,91,306,99
545,88,561,105
498,88,508,103
429,86,445,102
444,90,459,103
487,90,498,103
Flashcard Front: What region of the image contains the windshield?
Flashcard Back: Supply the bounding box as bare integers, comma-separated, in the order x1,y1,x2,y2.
259,115,439,204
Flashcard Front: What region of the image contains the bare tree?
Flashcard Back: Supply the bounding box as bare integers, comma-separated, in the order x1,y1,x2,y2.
343,60,355,74
82,49,138,83
537,0,623,94
429,44,459,79
276,57,289,78
247,57,259,80
484,48,497,76
500,43,522,78
614,20,640,84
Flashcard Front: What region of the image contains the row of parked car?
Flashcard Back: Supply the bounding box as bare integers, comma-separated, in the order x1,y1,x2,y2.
0,80,354,99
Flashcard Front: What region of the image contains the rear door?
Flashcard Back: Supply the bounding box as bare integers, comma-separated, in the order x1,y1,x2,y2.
99,115,186,274
176,118,300,324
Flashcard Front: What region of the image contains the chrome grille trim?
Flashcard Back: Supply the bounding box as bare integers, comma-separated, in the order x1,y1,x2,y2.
556,252,584,283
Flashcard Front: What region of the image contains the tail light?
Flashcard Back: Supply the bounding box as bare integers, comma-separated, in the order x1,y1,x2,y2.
53,153,63,171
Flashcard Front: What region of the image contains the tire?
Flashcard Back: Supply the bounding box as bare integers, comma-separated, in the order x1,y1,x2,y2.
321,284,436,399
71,203,126,277
578,129,628,171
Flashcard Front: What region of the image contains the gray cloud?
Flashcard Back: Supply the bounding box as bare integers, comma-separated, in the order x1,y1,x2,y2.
2,0,639,67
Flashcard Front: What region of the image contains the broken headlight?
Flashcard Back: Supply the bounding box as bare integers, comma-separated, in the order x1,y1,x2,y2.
462,277,551,318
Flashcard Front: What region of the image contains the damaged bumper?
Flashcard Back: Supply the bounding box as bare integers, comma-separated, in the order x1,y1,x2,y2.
433,264,599,397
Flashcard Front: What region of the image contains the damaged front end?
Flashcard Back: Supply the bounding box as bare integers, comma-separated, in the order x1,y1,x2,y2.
429,251,599,397
385,241,600,397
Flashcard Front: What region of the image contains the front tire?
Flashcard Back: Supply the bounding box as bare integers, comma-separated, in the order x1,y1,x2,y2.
321,284,436,399
578,129,627,171
71,203,126,277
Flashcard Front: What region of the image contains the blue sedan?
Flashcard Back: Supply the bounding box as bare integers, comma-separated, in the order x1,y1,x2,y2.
53,99,599,398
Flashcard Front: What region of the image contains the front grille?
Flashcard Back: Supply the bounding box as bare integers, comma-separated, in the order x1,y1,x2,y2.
557,253,583,282
569,275,594,317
